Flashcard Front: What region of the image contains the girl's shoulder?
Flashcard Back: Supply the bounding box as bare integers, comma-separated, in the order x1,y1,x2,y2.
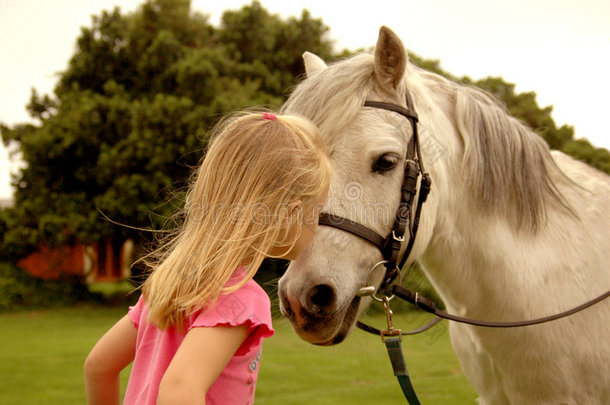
233,278,270,304
188,277,272,334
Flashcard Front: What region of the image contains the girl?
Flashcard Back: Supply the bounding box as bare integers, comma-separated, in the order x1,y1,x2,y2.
84,112,331,405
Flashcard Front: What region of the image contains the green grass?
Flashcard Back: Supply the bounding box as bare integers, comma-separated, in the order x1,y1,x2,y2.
257,312,477,404
87,281,135,298
0,305,132,405
0,305,477,404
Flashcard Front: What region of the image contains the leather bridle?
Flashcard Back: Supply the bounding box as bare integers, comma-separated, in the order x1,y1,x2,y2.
318,88,431,296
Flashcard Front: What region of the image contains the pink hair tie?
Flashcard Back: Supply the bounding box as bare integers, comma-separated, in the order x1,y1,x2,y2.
262,112,277,121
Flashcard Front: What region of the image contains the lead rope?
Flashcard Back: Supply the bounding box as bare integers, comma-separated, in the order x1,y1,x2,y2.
359,283,609,403
378,296,421,405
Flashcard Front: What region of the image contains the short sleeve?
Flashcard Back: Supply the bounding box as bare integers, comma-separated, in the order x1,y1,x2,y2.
128,294,145,329
190,280,274,355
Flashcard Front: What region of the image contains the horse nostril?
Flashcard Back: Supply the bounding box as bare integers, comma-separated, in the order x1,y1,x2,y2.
308,284,336,315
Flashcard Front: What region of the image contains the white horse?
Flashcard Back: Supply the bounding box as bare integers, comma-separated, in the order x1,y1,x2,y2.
278,26,610,404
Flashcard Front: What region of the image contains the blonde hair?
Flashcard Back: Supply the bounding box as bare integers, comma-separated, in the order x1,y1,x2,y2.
141,112,331,329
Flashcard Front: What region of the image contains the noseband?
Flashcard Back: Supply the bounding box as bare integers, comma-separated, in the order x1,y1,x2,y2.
318,88,431,295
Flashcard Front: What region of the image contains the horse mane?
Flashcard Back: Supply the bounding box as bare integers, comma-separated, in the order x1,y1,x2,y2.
449,78,574,231
283,52,574,232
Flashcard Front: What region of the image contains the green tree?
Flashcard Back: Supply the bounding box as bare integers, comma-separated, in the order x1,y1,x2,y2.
562,138,610,173
218,1,335,96
0,0,336,262
409,55,609,174
3,0,607,272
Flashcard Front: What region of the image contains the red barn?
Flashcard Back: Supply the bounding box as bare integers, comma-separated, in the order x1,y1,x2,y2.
18,238,134,282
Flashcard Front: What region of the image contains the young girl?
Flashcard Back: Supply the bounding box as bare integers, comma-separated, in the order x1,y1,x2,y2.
84,112,331,405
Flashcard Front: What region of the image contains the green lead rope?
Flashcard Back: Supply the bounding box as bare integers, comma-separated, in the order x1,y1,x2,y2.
383,336,421,404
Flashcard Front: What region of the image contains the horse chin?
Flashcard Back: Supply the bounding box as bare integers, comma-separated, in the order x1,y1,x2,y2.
288,296,361,346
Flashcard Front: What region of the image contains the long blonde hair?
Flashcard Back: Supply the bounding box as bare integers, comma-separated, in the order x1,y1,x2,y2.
141,112,331,329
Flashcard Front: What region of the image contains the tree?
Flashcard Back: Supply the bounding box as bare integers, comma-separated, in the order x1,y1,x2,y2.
562,138,610,173
471,77,574,150
0,0,337,260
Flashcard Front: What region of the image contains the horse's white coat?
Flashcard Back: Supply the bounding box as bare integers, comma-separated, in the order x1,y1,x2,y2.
279,28,610,404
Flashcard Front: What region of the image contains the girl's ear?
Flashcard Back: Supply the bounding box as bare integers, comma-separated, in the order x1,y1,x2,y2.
280,200,302,229
286,199,303,221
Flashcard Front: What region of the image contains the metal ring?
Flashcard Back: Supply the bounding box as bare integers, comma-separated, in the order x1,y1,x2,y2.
372,293,392,303
371,261,402,302
366,260,389,285
358,260,403,302
357,260,388,301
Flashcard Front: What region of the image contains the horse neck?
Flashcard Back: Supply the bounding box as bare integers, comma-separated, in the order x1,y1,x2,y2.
415,144,589,320
404,72,572,316
419,183,536,317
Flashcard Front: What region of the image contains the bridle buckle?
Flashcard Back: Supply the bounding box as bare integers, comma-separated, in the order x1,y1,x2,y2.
392,230,405,243
380,296,402,343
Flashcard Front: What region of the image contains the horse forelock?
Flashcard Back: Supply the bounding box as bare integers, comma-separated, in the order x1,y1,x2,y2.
281,54,375,146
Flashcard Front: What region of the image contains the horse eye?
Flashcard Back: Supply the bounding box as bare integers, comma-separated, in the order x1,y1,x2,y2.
372,153,399,173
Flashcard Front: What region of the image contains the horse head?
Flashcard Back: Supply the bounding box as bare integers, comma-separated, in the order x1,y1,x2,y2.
278,27,450,345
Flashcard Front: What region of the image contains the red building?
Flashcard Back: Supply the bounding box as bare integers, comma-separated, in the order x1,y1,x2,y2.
18,238,133,282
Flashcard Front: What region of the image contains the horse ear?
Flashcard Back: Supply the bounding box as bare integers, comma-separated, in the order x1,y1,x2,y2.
374,26,407,91
303,51,327,77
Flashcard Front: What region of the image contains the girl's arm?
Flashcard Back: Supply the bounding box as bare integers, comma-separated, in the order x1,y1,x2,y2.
157,324,249,405
84,314,136,405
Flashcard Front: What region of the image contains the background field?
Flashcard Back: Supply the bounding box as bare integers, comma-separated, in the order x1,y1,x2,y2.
0,305,477,404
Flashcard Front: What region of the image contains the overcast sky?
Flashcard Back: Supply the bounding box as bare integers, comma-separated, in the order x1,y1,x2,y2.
1,0,608,198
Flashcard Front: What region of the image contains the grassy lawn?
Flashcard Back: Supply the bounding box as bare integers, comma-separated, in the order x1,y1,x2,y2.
0,305,133,405
0,305,477,404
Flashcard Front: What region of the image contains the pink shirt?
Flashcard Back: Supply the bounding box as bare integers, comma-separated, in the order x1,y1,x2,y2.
124,275,274,405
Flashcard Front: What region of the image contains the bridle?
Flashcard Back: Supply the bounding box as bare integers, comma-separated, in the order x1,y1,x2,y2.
317,89,430,404
315,88,610,404
318,88,431,296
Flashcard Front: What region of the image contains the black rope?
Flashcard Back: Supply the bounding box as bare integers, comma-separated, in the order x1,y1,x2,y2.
392,286,610,328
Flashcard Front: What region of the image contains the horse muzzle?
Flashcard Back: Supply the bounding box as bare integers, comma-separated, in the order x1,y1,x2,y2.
279,281,361,345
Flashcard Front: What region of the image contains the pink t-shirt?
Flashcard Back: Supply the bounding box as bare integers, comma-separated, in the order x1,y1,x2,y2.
124,275,274,405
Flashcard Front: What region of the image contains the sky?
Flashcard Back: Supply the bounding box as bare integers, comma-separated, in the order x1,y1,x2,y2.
1,0,609,199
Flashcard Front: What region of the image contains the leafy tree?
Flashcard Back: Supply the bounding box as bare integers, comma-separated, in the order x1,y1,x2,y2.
470,77,609,174
471,77,574,150
0,0,336,262
562,138,610,173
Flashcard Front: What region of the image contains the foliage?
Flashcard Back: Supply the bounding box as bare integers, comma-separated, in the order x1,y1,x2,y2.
0,0,337,256
0,262,102,312
409,56,610,175
467,77,609,174
561,138,610,173
470,77,568,148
